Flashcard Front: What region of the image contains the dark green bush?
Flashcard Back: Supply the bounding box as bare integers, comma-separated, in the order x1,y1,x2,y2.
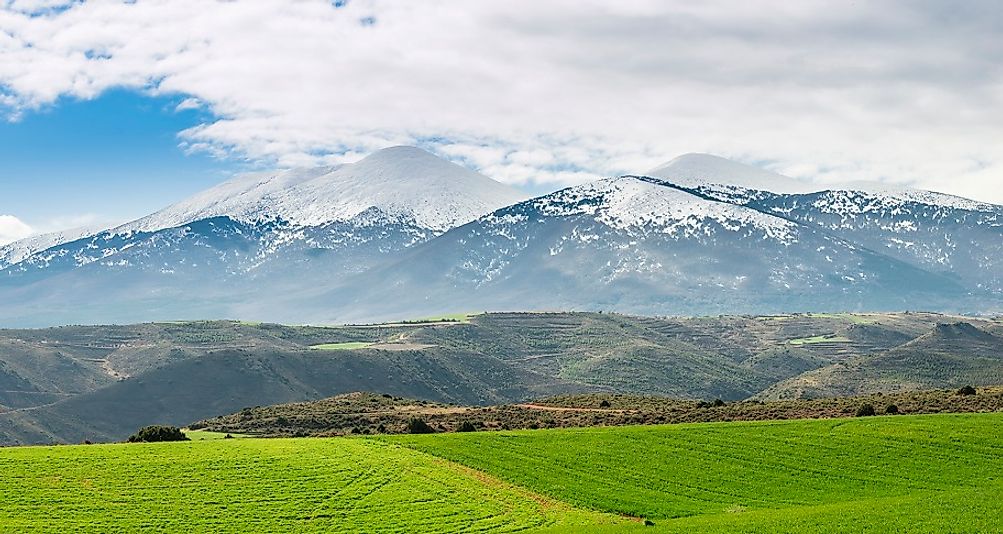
599,399,611,408
127,425,189,443
712,399,726,407
456,421,477,432
957,385,977,396
885,404,899,415
856,404,876,417
406,418,435,434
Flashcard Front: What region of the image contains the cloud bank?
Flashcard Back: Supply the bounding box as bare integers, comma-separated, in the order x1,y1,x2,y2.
1,0,1002,202
0,214,32,245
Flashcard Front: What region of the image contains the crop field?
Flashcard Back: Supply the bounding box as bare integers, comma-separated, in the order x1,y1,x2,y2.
392,413,1003,532
786,334,852,345
309,341,375,350
0,437,611,532
2,413,1002,532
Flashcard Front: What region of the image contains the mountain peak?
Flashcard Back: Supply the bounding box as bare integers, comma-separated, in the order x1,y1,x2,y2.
114,146,525,234
647,153,817,195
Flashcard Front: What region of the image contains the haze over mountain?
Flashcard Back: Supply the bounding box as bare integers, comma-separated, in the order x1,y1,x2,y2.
0,148,1001,327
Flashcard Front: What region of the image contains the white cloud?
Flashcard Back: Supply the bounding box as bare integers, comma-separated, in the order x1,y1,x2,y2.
0,0,1001,202
0,215,32,245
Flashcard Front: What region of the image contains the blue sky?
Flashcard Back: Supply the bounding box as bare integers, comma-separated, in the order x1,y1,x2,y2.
0,90,237,231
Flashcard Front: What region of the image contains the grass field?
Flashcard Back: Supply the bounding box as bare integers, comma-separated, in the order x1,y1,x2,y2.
787,334,852,345
0,437,612,532
309,341,374,350
391,413,1003,532
184,429,250,440
2,413,1002,532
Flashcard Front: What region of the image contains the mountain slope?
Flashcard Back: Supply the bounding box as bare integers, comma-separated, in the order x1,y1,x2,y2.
309,175,968,323
117,146,524,234
0,225,100,270
649,156,1003,297
0,147,524,326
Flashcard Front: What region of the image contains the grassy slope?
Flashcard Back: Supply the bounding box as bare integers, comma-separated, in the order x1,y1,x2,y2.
0,437,612,533
2,413,1002,532
391,413,1003,532
3,312,1001,445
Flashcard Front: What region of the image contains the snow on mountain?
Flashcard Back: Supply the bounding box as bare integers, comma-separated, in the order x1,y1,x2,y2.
520,175,799,243
0,226,101,269
116,146,525,235
650,153,1000,214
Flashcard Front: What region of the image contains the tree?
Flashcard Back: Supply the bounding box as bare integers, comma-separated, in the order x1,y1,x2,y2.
406,418,435,434
856,404,876,417
957,385,977,396
885,404,899,415
127,425,189,443
456,421,477,432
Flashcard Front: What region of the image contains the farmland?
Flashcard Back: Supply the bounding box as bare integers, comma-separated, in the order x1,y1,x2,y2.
391,413,1003,532
2,412,1002,532
0,436,611,532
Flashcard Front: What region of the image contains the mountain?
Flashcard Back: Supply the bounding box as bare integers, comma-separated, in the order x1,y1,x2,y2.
0,225,99,270
652,155,1003,297
308,173,971,323
758,321,1003,399
116,145,523,234
1,149,1001,326
1,311,999,445
0,147,524,326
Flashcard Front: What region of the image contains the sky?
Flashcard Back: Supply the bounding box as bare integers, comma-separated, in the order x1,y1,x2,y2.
1,0,1001,243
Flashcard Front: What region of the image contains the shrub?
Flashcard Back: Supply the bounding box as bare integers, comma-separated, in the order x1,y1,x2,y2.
712,399,726,407
127,425,189,443
599,400,611,408
856,404,876,417
957,385,977,396
885,404,899,415
406,418,435,434
456,421,477,432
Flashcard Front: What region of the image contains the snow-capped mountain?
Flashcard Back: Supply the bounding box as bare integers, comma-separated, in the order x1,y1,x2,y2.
2,147,523,280
0,147,524,326
307,174,970,323
0,225,101,270
116,146,523,234
650,155,1003,295
1,149,1000,327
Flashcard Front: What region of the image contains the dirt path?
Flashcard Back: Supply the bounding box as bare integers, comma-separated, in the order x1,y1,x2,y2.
512,404,635,414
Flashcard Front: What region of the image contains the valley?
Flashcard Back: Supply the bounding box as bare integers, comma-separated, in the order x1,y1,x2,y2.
1,311,1001,445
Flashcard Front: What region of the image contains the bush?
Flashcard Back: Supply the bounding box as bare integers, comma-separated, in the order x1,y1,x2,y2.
885,404,899,415
456,421,477,432
406,418,435,434
856,404,876,417
712,399,726,407
599,399,611,408
127,425,189,443
957,385,977,396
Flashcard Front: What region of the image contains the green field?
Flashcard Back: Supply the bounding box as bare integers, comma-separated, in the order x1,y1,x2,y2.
787,334,852,345
0,437,612,532
184,429,250,440
309,341,374,350
391,413,1003,532
3,413,1002,532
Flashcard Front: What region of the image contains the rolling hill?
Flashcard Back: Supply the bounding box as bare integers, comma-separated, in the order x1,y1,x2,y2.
1,311,1001,445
